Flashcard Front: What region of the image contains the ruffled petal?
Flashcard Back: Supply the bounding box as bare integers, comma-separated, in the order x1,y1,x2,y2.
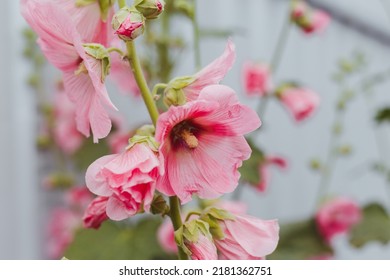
85,154,117,196
197,85,261,136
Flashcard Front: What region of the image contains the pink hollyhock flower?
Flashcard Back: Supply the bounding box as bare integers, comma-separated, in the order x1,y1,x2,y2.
278,87,320,122
169,40,235,102
215,214,279,260
55,0,114,46
257,156,288,192
47,208,80,259
21,0,117,142
316,197,362,242
242,61,272,97
83,196,109,229
156,84,261,203
85,142,163,220
53,85,83,155
186,233,218,260
157,219,178,254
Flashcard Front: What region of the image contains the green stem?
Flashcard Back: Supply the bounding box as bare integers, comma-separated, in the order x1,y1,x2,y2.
314,110,343,207
125,41,160,125
107,47,125,56
158,0,173,82
256,4,291,123
124,25,186,260
192,1,201,70
169,196,188,260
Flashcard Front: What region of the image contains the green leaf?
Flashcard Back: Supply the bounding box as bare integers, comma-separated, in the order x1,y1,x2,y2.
268,219,333,260
349,203,390,248
65,218,174,260
239,139,265,186
375,107,390,124
72,137,111,171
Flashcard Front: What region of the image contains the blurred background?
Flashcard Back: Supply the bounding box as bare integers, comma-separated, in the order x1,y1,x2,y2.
1,0,390,259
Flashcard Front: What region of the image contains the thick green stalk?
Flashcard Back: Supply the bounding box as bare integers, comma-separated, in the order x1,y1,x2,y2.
125,40,187,258
126,41,160,125
169,196,188,260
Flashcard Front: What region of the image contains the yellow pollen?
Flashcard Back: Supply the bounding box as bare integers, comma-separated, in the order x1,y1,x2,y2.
180,130,198,149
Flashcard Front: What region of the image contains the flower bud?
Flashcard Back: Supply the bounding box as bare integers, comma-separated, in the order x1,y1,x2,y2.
134,0,165,20
112,7,145,41
150,194,170,216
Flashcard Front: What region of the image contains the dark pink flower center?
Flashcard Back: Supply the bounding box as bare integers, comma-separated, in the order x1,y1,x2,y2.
170,120,200,150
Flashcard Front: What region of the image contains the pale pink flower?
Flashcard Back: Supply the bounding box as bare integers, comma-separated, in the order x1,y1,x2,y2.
242,61,272,96
278,87,320,122
47,208,80,259
21,0,117,142
181,40,236,101
257,156,288,192
186,233,218,260
215,214,279,260
53,86,83,154
156,85,261,203
157,219,178,254
85,143,163,220
55,0,114,46
316,197,362,242
83,196,109,229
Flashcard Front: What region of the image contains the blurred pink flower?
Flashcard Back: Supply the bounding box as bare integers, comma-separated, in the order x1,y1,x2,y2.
316,197,362,242
85,143,163,220
257,156,288,192
107,130,133,154
83,196,109,229
156,85,261,203
303,11,331,34
278,87,320,122
242,61,272,96
53,86,83,155
215,213,279,260
157,219,178,254
291,0,330,35
65,186,93,210
186,233,218,260
47,208,80,259
21,0,117,142
181,40,236,101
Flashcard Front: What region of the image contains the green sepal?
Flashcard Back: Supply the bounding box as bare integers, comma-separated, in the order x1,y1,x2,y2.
163,88,186,107
134,0,164,20
150,194,170,216
83,43,111,82
174,219,213,257
135,124,155,137
168,75,196,89
200,207,235,240
127,135,159,151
